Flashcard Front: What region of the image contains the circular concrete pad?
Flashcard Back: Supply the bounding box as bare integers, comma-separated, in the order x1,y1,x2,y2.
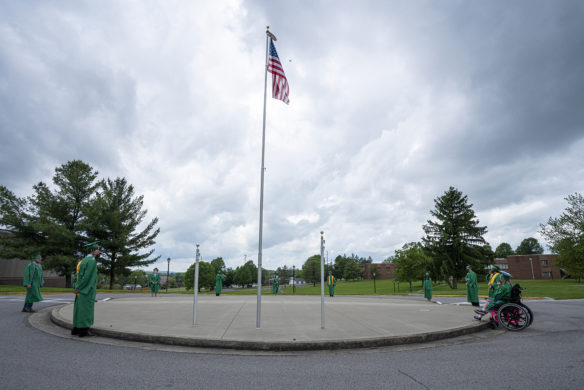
51,295,487,350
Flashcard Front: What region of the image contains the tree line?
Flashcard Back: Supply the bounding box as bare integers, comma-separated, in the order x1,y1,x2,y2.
389,187,584,288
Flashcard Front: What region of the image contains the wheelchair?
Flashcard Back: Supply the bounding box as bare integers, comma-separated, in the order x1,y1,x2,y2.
487,284,534,331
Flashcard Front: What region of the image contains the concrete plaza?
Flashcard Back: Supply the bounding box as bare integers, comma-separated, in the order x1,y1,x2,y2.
51,295,486,350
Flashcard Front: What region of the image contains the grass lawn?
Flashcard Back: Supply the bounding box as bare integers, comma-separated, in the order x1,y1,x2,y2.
2,279,583,299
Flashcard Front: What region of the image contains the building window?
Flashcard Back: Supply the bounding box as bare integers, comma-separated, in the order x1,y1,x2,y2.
541,260,548,266
499,263,509,270
542,272,552,277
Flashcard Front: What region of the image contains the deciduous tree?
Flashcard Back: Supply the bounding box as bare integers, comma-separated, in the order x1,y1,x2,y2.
540,193,584,282
494,242,515,258
515,237,544,255
185,261,215,291
391,242,432,292
302,255,321,286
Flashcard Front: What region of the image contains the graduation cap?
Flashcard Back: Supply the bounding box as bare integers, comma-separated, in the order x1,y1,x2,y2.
466,264,473,270
500,271,512,281
31,252,41,260
491,265,500,271
84,241,100,250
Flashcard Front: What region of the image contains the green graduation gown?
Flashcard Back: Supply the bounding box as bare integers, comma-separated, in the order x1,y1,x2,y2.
487,272,501,299
487,283,512,310
149,273,160,293
23,262,44,303
215,273,225,295
423,278,432,299
73,254,98,328
465,270,479,304
327,274,336,296
272,278,279,294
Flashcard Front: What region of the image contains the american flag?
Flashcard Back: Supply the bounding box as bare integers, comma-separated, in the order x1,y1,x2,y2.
267,39,290,104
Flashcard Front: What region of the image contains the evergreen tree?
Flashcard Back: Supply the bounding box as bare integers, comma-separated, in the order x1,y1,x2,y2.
85,177,160,289
422,187,488,289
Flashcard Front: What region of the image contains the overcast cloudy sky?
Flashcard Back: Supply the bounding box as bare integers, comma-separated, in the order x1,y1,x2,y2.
1,1,583,272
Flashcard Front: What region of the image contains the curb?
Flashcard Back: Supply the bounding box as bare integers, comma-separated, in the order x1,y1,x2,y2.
50,304,490,351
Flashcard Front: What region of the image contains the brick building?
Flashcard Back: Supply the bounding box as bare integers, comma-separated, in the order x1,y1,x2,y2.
362,263,396,279
494,254,563,280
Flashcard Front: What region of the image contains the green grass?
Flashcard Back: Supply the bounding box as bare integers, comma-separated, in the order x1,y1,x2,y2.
3,279,583,299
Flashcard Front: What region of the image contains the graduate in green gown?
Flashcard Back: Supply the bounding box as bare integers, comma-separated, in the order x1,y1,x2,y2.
272,274,279,295
327,271,336,297
150,268,161,297
474,272,512,320
72,241,99,337
22,253,44,313
423,272,432,302
465,265,479,307
476,265,502,313
215,271,225,296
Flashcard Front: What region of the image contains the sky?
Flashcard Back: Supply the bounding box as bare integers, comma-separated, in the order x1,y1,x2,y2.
1,1,583,273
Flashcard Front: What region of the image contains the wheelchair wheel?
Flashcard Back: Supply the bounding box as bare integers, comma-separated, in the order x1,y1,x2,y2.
520,303,534,327
498,303,529,331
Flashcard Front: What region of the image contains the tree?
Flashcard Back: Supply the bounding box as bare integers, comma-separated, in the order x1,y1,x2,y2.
223,268,235,287
85,177,160,289
302,255,321,286
210,257,225,274
127,269,148,288
391,242,432,292
233,260,257,287
422,187,488,289
515,237,544,255
540,193,584,282
494,242,515,258
184,261,215,291
276,265,291,284
0,160,99,287
343,258,362,280
333,255,349,280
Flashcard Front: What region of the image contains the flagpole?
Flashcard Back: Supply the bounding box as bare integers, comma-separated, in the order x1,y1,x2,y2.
257,27,273,329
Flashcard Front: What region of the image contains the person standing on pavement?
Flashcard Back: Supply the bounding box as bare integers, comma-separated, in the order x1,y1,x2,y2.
423,272,432,302
465,265,479,307
327,271,336,297
215,271,225,296
72,241,99,337
22,253,44,313
272,274,279,295
150,268,160,297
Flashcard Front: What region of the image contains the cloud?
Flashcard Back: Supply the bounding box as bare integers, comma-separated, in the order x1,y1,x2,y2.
1,1,583,272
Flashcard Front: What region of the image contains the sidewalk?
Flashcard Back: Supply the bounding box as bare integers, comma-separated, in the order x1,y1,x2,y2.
51,295,487,351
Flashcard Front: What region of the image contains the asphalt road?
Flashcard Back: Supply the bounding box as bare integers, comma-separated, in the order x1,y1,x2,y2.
1,294,583,390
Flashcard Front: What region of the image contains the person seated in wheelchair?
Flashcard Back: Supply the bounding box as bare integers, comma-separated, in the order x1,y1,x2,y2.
474,272,512,320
